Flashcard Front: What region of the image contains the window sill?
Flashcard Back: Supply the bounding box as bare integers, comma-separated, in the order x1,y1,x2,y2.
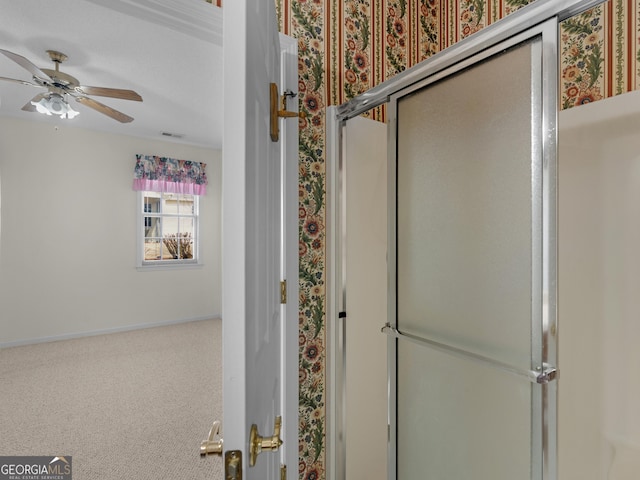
136,262,204,272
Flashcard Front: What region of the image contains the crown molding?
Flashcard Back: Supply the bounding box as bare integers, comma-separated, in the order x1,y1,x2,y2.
85,0,222,45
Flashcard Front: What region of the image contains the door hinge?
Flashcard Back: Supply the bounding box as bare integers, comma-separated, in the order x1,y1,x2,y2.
281,464,287,480
280,280,287,304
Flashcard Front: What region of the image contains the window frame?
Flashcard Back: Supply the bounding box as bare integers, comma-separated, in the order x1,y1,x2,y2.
136,190,202,270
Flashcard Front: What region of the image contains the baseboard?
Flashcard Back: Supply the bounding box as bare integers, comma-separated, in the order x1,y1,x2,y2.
0,314,222,349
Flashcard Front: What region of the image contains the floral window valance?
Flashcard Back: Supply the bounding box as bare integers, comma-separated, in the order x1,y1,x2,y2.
133,154,208,196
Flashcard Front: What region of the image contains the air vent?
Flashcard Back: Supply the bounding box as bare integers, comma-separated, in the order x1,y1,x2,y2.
161,132,184,139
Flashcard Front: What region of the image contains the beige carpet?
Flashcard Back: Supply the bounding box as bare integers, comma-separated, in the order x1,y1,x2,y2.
0,319,223,479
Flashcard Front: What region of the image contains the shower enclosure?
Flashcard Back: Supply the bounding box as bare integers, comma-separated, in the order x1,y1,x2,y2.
326,1,616,479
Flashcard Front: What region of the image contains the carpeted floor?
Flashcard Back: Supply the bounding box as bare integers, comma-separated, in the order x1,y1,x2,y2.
0,319,223,479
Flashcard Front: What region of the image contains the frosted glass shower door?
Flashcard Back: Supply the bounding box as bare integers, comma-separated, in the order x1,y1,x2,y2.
386,21,558,480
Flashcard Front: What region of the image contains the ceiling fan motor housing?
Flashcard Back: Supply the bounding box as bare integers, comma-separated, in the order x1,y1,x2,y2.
40,69,79,89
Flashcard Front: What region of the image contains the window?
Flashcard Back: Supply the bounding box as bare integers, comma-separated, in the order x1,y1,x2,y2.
132,154,207,267
138,191,199,266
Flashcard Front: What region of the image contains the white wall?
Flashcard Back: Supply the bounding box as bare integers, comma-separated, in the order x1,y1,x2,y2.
559,91,640,479
0,118,221,346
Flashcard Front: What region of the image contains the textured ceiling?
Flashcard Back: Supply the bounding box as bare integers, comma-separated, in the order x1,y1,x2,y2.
0,0,223,148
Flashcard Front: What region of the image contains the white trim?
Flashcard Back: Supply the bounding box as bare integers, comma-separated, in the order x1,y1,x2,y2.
279,32,300,477
221,0,248,454
136,263,204,272
0,315,220,349
325,106,343,480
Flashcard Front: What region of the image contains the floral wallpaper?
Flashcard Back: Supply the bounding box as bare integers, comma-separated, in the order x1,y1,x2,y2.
561,1,640,108
281,2,328,480
561,6,606,108
274,1,640,479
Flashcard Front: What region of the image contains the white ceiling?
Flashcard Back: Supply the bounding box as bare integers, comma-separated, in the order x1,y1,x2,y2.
0,0,223,149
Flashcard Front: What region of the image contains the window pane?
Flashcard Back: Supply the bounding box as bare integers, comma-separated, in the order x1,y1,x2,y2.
179,217,195,236
179,235,195,259
162,240,177,260
181,194,194,202
162,232,194,259
144,239,162,261
161,193,194,214
163,218,179,236
144,217,161,238
160,193,174,214
143,195,161,213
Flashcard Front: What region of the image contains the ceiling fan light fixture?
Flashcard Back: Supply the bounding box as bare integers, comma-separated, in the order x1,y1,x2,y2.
31,98,52,116
63,104,80,119
31,93,79,119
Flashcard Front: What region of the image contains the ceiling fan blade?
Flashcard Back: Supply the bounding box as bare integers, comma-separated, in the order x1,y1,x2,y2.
75,85,142,102
21,93,47,112
0,49,52,81
0,76,42,88
76,96,134,123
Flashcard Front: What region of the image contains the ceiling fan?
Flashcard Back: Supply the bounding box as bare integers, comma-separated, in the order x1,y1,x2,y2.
0,48,142,123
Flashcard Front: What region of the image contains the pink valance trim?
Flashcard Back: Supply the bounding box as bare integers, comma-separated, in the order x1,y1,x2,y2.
132,178,207,196
132,154,208,196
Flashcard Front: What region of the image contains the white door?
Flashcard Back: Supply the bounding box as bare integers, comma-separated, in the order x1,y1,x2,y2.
221,1,298,479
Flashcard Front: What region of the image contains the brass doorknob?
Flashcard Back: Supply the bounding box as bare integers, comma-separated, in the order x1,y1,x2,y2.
249,416,283,466
200,420,223,456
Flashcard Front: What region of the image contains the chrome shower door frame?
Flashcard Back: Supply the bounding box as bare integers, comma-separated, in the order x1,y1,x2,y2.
386,19,555,480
